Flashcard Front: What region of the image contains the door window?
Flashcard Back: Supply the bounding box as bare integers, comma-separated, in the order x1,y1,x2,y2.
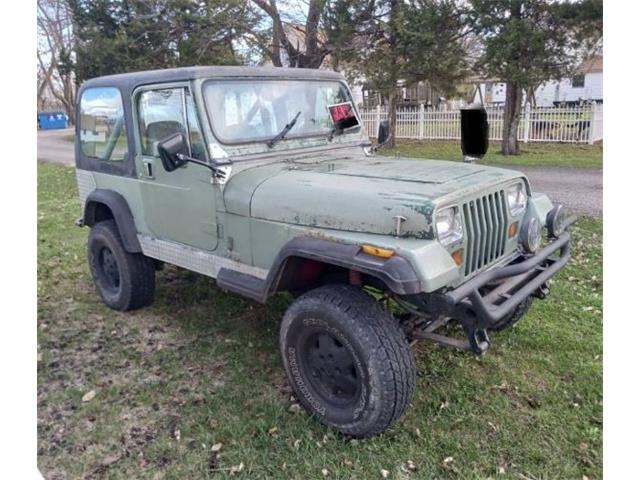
138,88,207,160
79,87,128,161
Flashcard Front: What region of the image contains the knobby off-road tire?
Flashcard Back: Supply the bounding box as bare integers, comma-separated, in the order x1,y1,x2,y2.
489,296,534,332
88,220,155,311
280,284,416,438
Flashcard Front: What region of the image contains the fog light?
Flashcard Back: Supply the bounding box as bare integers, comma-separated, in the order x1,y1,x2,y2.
546,205,568,238
521,217,542,253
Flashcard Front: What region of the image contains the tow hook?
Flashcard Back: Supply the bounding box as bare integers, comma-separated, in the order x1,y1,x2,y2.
463,325,491,355
533,281,550,299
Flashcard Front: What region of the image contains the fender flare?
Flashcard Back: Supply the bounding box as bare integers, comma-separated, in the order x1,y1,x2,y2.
83,189,141,253
217,236,422,303
267,236,422,296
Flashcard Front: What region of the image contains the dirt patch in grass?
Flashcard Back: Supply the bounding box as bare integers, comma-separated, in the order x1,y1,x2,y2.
38,162,602,478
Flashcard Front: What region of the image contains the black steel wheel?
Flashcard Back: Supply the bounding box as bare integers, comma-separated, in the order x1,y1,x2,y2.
88,220,155,311
302,331,362,408
280,284,416,438
96,246,121,294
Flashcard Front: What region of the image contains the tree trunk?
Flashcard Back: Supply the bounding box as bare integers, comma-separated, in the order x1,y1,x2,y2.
270,17,284,67
387,87,397,149
501,81,522,155
385,0,399,149
62,75,76,125
252,0,329,69
525,85,537,108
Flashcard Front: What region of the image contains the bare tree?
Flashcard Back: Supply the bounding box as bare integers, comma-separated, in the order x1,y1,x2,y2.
252,0,332,68
37,0,75,122
37,58,56,112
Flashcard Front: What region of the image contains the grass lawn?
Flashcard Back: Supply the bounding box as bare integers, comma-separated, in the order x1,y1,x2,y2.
384,140,603,169
38,161,602,479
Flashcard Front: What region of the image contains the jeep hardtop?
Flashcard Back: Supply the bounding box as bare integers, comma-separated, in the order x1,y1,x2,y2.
75,66,574,437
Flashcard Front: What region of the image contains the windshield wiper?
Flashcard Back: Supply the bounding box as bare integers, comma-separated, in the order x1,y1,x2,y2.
267,111,301,148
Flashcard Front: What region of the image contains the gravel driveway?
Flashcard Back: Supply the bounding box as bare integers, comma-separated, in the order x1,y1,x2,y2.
37,128,74,167
505,165,602,217
37,129,602,216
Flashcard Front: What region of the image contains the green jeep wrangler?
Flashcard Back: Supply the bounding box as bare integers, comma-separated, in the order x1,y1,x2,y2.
74,66,574,437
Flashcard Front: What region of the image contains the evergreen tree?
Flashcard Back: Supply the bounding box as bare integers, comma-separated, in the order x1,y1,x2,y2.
345,0,468,148
468,0,602,155
69,0,261,82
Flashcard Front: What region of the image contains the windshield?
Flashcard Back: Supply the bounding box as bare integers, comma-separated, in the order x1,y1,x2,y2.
202,79,357,144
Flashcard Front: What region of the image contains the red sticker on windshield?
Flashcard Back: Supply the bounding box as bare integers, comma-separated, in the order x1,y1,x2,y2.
328,102,359,130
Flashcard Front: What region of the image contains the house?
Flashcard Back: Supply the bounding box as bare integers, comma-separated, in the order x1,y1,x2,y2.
471,55,603,107
534,55,603,106
360,80,444,109
470,79,507,106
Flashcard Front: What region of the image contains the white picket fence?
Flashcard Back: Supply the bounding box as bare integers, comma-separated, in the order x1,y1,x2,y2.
360,103,603,144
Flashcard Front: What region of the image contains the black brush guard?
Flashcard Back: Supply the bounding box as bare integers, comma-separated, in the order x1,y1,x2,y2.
412,219,575,354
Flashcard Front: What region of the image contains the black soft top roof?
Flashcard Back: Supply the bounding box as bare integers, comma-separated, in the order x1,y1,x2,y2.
80,66,345,92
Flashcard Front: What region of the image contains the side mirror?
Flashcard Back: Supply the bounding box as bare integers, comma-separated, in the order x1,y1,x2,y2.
460,105,489,161
157,133,189,172
377,119,390,145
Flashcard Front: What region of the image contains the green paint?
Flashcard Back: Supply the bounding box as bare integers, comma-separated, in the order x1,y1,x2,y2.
77,70,556,294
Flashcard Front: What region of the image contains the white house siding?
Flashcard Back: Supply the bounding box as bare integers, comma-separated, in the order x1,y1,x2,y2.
534,72,603,106
472,73,602,108
472,82,507,105
490,83,507,104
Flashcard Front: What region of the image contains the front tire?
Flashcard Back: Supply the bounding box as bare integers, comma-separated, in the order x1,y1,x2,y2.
280,285,416,438
88,220,155,311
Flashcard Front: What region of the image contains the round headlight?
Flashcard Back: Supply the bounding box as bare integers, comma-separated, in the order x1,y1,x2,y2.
435,207,463,246
521,217,542,253
506,183,527,216
546,204,568,238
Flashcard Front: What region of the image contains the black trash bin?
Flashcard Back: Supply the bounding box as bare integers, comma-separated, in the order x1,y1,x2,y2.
460,105,489,161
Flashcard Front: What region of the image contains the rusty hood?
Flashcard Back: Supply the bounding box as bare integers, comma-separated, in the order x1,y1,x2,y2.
226,156,524,238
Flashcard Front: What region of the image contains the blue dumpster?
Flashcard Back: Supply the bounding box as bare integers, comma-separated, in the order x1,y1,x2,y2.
38,112,68,130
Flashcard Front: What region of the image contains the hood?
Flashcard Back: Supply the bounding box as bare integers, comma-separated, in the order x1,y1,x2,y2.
225,155,524,238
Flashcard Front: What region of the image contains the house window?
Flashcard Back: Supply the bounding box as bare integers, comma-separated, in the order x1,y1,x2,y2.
572,74,585,88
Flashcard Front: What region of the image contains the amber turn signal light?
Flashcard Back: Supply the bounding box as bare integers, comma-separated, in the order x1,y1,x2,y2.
361,244,395,259
451,248,464,266
508,221,519,238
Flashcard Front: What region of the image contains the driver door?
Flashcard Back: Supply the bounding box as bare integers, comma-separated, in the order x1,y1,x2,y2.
135,84,218,251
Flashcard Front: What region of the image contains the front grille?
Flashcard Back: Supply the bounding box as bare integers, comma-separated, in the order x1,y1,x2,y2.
462,190,509,276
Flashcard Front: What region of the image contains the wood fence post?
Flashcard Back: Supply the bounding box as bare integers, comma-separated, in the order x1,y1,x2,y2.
419,104,425,139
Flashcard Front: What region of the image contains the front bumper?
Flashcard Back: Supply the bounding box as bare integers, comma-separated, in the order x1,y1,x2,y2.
416,217,576,353
443,229,571,328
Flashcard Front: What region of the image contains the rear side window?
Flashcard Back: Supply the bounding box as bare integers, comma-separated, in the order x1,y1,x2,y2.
79,87,128,161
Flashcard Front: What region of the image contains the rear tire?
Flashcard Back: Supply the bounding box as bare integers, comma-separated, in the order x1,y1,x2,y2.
280,284,416,438
88,220,155,311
